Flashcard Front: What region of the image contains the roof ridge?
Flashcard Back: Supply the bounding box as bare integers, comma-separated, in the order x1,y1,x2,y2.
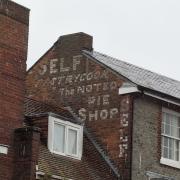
83,50,180,99
93,50,180,84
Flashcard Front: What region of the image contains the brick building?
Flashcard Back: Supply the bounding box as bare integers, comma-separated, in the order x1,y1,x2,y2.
0,0,30,179
1,0,180,180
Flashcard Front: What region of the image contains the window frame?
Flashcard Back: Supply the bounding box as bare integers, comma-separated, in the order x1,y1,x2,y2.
66,125,79,156
161,107,180,169
48,115,83,160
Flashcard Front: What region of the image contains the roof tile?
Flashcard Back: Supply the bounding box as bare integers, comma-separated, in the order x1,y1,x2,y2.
84,50,180,99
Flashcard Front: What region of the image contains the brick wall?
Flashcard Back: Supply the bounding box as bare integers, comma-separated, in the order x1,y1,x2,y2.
132,95,180,180
13,127,40,180
0,0,29,179
26,33,133,179
27,116,49,145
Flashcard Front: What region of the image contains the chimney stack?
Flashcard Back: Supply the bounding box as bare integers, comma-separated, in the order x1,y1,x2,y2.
58,32,93,51
0,0,29,179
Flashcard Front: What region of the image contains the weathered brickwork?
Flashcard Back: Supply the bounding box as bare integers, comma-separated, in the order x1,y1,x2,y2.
0,0,29,179
2,1,180,179
13,127,40,180
26,33,133,179
27,116,49,144
132,95,180,180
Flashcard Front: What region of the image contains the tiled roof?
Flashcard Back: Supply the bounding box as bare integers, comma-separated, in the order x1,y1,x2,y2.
84,50,180,100
38,136,118,180
24,98,119,179
24,97,74,119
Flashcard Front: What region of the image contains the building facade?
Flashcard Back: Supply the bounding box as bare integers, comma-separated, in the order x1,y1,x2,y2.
0,0,30,179
26,32,180,180
1,0,180,180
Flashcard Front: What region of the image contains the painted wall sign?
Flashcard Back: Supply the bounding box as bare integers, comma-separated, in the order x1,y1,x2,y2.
119,96,130,159
26,37,132,179
38,55,121,122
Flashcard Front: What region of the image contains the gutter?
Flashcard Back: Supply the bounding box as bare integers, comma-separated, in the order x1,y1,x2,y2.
83,50,180,107
143,91,180,107
118,83,180,107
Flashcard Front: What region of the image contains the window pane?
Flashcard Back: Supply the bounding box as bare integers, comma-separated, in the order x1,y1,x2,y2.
163,112,180,138
165,113,170,124
171,126,179,138
161,122,165,134
169,138,173,149
53,123,65,153
168,139,174,160
163,137,168,147
68,129,77,155
175,140,179,161
162,113,165,123
165,124,170,135
163,147,168,159
171,116,179,138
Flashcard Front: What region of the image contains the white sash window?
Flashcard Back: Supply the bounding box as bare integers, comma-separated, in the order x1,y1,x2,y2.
48,116,83,160
161,108,180,168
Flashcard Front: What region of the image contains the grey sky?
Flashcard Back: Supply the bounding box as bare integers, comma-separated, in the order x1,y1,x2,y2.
14,0,180,81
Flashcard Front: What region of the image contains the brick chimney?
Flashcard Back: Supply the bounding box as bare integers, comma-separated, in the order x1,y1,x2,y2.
0,0,29,179
58,32,93,51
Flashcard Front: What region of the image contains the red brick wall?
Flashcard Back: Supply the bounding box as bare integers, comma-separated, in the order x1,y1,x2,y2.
27,116,49,145
26,33,133,179
0,1,29,179
13,127,40,180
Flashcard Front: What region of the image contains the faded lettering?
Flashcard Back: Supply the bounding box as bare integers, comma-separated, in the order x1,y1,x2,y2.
50,59,58,74
39,64,47,75
119,96,131,159
60,58,70,72
78,108,119,121
39,55,120,124
56,82,117,96
73,55,82,71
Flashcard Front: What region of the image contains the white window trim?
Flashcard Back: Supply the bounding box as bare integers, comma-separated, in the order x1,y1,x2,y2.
48,116,83,160
160,108,180,169
160,157,180,169
66,125,79,157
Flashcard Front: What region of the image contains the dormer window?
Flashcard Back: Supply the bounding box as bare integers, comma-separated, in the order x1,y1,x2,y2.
48,116,83,160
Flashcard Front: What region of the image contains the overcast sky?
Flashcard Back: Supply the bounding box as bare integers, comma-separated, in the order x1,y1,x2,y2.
14,0,180,81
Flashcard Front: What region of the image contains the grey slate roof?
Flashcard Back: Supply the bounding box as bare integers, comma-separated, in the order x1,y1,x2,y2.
84,50,180,100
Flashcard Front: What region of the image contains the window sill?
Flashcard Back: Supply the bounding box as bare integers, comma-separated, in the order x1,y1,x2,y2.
160,158,180,169
49,149,82,160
